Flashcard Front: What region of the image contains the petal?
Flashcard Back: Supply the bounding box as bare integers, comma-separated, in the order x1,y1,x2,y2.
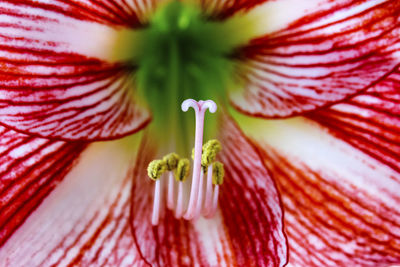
201,0,332,22
199,0,269,19
230,0,400,118
130,115,287,266
0,1,149,60
308,66,400,173
0,134,143,266
0,1,151,141
234,113,400,266
0,126,86,247
0,0,149,27
0,62,151,141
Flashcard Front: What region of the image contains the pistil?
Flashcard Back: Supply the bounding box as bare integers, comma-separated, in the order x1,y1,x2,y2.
181,99,217,219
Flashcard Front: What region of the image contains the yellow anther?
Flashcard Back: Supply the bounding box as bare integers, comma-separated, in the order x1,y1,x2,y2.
212,162,224,185
201,139,222,168
163,153,180,171
175,158,190,182
204,139,222,151
147,159,167,180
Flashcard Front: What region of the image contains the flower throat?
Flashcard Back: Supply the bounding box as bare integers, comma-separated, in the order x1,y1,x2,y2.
134,1,240,147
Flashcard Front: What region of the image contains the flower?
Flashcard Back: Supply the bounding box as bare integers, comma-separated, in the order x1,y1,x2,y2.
0,0,399,266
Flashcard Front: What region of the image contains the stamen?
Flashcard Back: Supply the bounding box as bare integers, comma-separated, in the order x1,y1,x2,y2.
193,140,221,218
201,139,221,168
175,181,184,219
163,153,180,171
167,172,175,210
152,178,162,225
212,161,224,186
193,168,205,219
147,160,167,225
207,184,219,218
202,164,213,216
207,161,224,218
163,153,179,209
175,158,190,182
175,158,190,218
147,159,167,180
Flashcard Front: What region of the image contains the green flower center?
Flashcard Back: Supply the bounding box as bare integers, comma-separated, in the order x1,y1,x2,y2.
118,1,250,153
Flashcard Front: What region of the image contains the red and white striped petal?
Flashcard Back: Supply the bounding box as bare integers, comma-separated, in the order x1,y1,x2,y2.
0,126,87,247
0,63,151,141
199,0,268,19
230,0,400,118
0,1,151,141
0,0,151,27
235,114,400,266
201,0,348,21
130,116,287,267
0,135,143,266
308,66,400,174
0,1,149,60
